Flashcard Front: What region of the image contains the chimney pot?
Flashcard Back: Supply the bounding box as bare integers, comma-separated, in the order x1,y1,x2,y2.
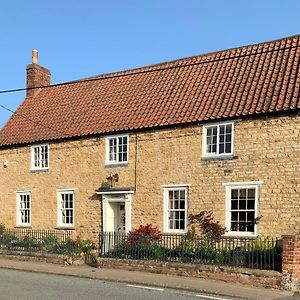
32,49,38,64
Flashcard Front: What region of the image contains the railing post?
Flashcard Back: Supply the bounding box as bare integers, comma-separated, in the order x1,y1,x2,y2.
282,235,300,291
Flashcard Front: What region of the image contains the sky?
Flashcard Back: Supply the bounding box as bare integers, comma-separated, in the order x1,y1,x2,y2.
0,0,300,128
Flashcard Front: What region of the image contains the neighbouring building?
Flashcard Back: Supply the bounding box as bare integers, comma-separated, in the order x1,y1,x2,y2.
0,35,299,239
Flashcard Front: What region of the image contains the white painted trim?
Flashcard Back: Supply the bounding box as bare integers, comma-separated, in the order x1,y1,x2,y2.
16,191,31,227
105,134,129,165
163,185,189,234
30,143,50,171
199,119,240,127
57,188,78,192
161,184,191,188
102,193,132,233
57,190,75,229
201,121,234,159
96,190,134,195
224,182,261,237
125,195,132,233
15,189,32,193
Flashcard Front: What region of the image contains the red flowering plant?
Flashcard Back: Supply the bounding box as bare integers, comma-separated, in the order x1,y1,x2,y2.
127,224,162,246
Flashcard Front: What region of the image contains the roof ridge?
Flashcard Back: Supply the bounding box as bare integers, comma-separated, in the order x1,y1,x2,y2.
1,33,300,146
75,33,300,82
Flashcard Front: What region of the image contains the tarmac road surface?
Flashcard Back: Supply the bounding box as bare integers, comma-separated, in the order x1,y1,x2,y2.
0,268,243,300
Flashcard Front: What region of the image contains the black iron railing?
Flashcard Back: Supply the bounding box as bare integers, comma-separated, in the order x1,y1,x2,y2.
99,232,282,271
0,228,74,255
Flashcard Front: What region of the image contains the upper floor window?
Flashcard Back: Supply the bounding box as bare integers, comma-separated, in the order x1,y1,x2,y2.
163,185,188,233
16,191,31,227
224,182,261,237
106,135,129,165
57,190,75,228
202,122,234,158
31,144,49,170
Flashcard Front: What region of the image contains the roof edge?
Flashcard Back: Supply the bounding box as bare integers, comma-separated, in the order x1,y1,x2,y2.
1,108,299,150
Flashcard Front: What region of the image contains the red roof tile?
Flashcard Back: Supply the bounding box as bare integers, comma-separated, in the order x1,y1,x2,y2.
1,34,300,147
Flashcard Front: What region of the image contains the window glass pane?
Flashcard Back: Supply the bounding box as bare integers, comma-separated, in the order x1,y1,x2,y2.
226,124,232,133
247,224,254,232
174,190,179,199
240,189,246,200
226,132,232,143
231,212,238,221
239,212,246,221
231,189,238,199
225,142,231,153
247,199,255,209
220,125,225,135
180,220,185,229
179,200,185,209
231,222,238,231
248,188,255,199
239,222,247,232
219,143,225,154
231,200,238,210
247,211,255,223
169,198,174,209
174,200,179,209
239,200,246,209
179,190,185,200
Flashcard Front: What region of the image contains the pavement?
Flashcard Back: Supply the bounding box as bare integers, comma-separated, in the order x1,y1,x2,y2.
0,257,297,300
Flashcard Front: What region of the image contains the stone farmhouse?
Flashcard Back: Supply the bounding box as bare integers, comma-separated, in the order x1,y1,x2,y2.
0,35,299,239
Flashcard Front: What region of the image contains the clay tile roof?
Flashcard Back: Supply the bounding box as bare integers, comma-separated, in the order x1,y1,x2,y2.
1,34,300,147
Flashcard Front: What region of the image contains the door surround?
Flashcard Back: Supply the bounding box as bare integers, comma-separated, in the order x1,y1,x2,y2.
96,189,134,233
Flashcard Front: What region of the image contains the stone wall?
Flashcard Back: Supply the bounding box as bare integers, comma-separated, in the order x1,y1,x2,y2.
0,114,299,238
99,258,282,289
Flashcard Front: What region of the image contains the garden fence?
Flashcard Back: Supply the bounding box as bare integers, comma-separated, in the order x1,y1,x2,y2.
99,232,282,271
0,228,75,255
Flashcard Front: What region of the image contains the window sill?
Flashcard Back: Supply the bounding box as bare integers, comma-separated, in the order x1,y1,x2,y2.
164,230,187,235
201,155,236,161
224,232,257,238
30,168,49,173
105,163,128,168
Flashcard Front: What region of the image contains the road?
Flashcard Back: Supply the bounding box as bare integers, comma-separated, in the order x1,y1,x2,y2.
0,269,241,300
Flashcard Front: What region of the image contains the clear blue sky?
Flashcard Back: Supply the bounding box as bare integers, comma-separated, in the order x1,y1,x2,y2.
1,0,300,128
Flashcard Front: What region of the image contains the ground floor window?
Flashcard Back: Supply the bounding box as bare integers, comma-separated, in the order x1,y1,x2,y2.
224,182,261,236
163,185,188,233
16,191,31,226
57,190,75,228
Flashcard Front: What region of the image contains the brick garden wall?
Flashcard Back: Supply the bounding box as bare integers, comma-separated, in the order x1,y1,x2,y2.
282,235,300,291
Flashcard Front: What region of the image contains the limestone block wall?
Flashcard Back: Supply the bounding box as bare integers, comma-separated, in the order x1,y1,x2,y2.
0,114,299,238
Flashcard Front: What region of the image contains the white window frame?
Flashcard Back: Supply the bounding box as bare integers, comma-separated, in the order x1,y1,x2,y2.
31,144,49,170
202,121,234,158
16,191,31,227
163,185,189,234
57,189,75,228
224,181,262,237
105,134,129,165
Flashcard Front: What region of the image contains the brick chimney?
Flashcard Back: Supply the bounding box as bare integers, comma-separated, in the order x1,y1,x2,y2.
26,49,51,98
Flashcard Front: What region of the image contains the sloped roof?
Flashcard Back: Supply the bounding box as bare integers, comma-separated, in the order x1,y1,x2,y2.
1,34,300,147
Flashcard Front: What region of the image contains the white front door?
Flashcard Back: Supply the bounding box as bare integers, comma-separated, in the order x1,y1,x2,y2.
117,203,126,233
102,193,132,233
